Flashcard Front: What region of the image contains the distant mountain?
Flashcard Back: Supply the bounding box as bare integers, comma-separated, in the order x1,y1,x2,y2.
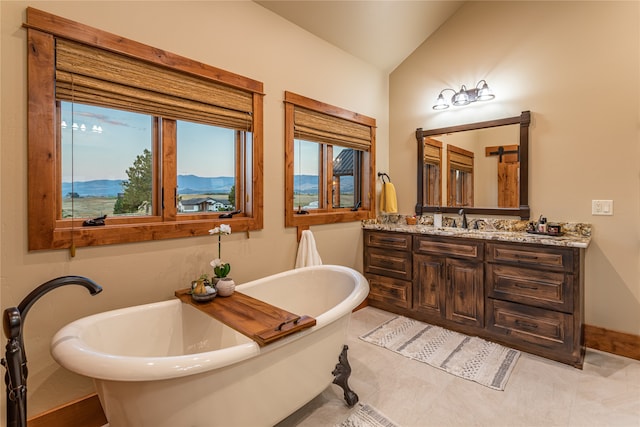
62,174,352,197
177,175,235,194
293,175,353,193
62,176,237,197
62,180,124,197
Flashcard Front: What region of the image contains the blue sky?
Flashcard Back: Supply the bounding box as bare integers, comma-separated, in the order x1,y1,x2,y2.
61,102,236,182
61,102,342,183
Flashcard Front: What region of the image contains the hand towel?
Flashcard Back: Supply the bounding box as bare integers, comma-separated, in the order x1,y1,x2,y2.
295,230,323,268
380,182,398,213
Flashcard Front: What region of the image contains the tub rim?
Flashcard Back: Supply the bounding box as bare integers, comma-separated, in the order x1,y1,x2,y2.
50,265,368,381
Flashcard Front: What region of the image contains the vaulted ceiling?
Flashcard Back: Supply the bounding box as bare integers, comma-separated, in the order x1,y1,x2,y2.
255,1,464,73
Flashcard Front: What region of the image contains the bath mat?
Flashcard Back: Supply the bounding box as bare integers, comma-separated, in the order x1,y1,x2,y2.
336,402,399,427
360,316,520,390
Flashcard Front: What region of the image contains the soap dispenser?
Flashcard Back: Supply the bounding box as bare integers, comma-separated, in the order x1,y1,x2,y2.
433,208,443,228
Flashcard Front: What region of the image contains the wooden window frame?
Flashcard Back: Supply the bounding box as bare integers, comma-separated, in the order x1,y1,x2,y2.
284,91,376,234
423,137,443,207
446,144,474,208
25,8,264,251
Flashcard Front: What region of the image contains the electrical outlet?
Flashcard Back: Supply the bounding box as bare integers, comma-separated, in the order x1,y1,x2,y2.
592,200,613,215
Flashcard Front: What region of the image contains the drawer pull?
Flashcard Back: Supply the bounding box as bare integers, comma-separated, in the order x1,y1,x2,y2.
514,253,539,260
515,319,539,330
378,238,404,244
514,283,538,290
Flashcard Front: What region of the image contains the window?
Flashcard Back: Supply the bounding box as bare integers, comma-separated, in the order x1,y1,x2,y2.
26,8,263,250
447,144,474,207
422,138,442,206
284,91,376,232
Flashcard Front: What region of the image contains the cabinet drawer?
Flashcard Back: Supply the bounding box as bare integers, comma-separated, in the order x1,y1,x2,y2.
414,236,483,260
365,231,412,251
486,243,573,272
487,299,573,354
365,247,412,280
487,264,573,313
366,274,412,309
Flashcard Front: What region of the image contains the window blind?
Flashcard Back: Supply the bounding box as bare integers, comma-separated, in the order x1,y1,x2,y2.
424,142,441,165
293,106,371,150
449,150,474,173
55,39,252,130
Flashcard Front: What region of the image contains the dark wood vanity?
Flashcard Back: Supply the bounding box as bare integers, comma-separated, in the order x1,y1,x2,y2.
364,228,586,368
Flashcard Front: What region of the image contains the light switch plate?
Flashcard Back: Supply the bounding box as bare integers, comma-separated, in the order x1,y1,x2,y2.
592,200,613,215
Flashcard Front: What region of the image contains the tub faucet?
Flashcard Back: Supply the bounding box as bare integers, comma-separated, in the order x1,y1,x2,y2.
2,276,102,427
458,209,468,229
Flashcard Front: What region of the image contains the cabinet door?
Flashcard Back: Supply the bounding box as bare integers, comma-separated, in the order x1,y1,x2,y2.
446,258,484,328
413,254,445,320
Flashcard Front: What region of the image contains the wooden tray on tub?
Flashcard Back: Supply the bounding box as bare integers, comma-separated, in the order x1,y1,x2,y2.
174,289,316,346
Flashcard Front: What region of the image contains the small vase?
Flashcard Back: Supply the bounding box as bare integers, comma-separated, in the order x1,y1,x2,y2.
215,277,235,297
191,279,216,303
193,279,207,295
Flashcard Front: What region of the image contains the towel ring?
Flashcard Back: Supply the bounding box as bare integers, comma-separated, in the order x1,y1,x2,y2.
377,172,391,183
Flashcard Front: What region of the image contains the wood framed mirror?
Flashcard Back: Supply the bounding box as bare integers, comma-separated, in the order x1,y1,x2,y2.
415,111,530,219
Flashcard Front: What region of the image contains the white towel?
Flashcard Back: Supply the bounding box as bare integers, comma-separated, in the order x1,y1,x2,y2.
295,230,323,268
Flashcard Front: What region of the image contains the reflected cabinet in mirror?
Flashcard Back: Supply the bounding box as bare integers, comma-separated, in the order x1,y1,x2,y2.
416,111,530,219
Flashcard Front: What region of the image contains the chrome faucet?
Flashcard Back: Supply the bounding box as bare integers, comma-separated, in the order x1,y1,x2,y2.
458,208,468,229
2,276,102,427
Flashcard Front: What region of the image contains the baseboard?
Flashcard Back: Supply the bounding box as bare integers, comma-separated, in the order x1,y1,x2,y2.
28,321,639,426
584,324,640,361
28,393,107,427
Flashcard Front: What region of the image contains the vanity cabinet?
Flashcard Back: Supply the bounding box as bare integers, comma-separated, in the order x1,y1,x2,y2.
363,229,586,368
363,230,413,310
485,242,584,367
413,236,484,329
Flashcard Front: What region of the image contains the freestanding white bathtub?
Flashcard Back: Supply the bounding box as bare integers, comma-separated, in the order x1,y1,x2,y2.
51,265,369,427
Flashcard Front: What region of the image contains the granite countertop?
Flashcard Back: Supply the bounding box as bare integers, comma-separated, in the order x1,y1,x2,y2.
363,215,591,249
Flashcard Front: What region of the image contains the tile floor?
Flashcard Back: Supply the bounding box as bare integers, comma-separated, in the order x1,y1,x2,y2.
277,306,640,427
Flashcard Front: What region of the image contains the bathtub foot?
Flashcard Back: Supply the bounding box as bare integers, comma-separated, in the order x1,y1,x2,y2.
332,345,358,407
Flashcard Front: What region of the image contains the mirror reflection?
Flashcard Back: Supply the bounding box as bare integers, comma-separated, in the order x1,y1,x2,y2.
416,111,530,219
424,124,520,208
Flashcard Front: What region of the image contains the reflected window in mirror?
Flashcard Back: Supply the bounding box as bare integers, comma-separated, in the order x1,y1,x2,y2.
415,111,530,219
447,145,474,207
423,138,442,206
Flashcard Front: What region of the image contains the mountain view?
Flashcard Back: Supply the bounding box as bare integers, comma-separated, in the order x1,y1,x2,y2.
62,175,353,197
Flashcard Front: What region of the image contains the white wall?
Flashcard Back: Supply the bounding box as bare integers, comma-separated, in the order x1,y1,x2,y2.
0,1,389,416
390,1,639,335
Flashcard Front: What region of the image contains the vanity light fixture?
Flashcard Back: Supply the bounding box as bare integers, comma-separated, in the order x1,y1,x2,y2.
433,80,495,110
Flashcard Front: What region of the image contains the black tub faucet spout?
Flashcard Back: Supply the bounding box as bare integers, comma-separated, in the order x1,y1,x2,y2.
2,276,102,427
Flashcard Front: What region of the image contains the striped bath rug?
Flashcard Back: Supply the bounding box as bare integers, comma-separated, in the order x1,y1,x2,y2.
360,316,520,390
336,403,399,427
